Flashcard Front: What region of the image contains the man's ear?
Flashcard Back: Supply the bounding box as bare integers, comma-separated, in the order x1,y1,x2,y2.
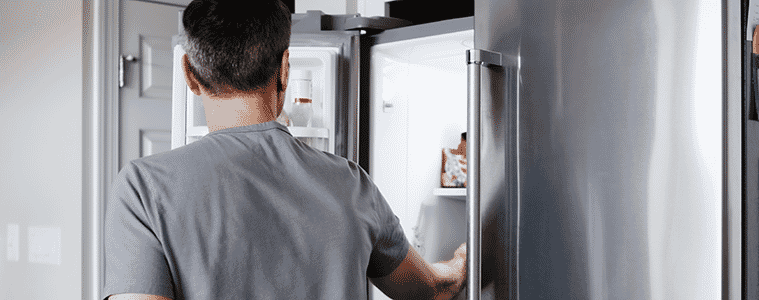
182,54,203,96
280,49,289,92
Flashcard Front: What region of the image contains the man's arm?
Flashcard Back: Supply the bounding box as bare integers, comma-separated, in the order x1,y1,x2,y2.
107,294,172,300
103,163,175,299
370,243,466,300
106,245,464,300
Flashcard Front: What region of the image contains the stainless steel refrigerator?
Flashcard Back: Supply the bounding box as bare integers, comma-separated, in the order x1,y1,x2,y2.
468,0,742,299
172,0,746,298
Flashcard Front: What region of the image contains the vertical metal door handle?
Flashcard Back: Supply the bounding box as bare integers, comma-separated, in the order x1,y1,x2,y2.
119,55,138,88
466,49,501,300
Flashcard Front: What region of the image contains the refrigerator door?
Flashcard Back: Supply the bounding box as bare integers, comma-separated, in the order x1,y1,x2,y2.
288,11,409,161
362,17,473,300
287,32,356,157
475,0,727,299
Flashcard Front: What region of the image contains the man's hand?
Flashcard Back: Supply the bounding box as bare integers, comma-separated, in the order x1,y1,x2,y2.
430,243,466,300
370,243,467,300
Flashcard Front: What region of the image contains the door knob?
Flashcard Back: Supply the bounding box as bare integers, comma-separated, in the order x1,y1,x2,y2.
119,55,139,88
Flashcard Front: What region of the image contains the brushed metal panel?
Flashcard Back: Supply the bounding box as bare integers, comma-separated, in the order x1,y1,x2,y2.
475,0,724,298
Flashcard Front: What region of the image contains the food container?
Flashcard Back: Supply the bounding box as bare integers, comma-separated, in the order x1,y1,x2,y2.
289,70,313,127
441,132,467,188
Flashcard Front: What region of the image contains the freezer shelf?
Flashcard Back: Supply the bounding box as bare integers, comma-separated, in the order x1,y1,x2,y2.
432,188,466,199
186,125,208,137
184,125,328,139
288,126,329,138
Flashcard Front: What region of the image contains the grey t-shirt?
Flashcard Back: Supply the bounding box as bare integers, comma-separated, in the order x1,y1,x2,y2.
103,121,409,299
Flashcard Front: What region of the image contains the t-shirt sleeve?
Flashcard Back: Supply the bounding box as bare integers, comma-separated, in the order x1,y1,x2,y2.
358,165,410,279
103,162,174,300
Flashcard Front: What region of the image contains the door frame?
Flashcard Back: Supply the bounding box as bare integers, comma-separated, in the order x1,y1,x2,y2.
82,0,117,298
83,1,186,299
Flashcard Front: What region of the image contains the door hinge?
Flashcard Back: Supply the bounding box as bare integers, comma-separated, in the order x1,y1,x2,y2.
466,49,502,67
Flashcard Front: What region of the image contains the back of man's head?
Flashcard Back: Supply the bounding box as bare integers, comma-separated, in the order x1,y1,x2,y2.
182,0,291,95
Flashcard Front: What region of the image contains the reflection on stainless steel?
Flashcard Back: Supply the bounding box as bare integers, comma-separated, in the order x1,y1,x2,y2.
466,50,482,300
475,0,728,298
466,48,503,300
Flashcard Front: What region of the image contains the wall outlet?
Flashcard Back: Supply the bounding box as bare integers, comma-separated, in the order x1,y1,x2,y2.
7,224,19,262
28,226,61,265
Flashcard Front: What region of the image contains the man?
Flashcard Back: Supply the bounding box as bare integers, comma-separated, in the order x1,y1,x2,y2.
103,0,466,299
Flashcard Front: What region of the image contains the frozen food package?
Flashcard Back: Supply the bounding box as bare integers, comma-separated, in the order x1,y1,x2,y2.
441,132,467,188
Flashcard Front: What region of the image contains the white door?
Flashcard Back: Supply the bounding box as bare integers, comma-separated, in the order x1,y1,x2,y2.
119,0,186,170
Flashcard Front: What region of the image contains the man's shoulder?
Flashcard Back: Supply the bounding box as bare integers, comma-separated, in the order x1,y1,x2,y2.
134,138,211,166
302,147,366,177
120,139,214,184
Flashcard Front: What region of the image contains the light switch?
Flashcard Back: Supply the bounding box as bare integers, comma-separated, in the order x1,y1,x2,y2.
7,224,19,262
383,100,394,113
28,226,61,265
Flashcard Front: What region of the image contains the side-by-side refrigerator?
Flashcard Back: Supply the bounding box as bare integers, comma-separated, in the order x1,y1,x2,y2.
172,0,745,298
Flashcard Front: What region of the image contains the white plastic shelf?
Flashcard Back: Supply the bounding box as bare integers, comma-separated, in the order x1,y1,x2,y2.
182,125,328,140
432,188,466,199
288,126,329,138
187,126,209,137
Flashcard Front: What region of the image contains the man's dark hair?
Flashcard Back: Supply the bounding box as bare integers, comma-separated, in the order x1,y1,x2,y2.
182,0,291,95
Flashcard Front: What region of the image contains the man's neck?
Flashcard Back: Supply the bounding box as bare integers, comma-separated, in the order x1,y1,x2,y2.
202,89,280,132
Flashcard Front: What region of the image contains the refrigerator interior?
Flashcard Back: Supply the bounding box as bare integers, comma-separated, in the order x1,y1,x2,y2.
172,44,339,154
282,46,339,153
368,29,473,299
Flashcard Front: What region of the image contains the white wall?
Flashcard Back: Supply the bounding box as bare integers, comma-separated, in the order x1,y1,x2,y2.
0,0,83,298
